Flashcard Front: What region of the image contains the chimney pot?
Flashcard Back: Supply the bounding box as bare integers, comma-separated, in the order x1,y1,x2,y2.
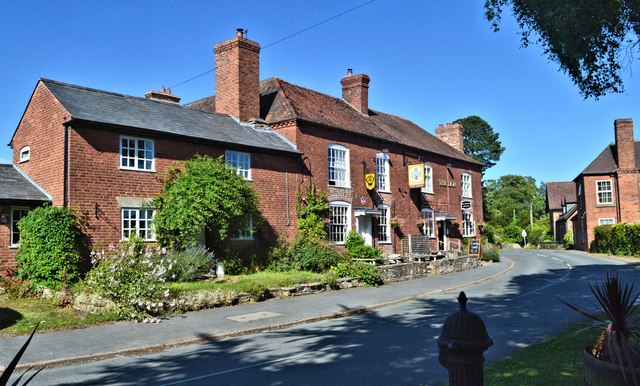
347,68,353,76
236,28,244,38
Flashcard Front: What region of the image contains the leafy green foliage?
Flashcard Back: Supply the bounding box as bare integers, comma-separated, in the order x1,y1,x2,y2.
296,183,329,240
167,245,216,282
344,231,383,262
152,155,259,249
16,205,81,289
481,244,501,262
563,230,574,249
592,223,640,256
267,238,348,273
86,237,173,321
485,0,638,98
330,261,382,286
455,115,505,173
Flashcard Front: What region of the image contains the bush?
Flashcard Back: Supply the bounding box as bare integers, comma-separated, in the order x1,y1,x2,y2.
85,237,173,321
344,231,383,262
481,244,500,262
563,230,574,249
267,238,347,273
330,261,382,286
592,223,640,256
167,245,216,282
15,205,82,289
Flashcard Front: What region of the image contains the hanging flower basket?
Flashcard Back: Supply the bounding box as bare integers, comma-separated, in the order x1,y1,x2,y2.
390,217,402,228
416,220,427,228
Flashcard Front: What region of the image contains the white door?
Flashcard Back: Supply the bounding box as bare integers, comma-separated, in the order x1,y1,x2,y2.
357,216,373,246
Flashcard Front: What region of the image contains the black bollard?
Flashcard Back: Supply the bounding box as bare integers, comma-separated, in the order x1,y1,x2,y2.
437,291,493,386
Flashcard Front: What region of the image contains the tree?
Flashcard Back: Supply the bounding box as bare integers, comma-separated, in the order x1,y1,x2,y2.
152,155,260,249
483,174,546,231
485,0,640,99
455,115,505,173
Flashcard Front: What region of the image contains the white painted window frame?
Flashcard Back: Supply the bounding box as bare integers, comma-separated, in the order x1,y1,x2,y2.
329,201,351,244
121,208,156,241
10,207,30,247
328,144,350,188
462,211,475,237
421,164,433,194
19,146,30,163
461,173,472,198
375,153,390,192
225,150,252,180
595,180,613,205
119,136,155,171
421,208,435,238
598,218,615,225
378,205,391,243
230,214,254,240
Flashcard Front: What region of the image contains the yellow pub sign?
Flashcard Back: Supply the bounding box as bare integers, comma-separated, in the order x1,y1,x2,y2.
407,163,424,188
365,173,376,190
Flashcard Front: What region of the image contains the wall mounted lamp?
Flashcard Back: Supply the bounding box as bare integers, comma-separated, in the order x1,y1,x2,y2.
0,211,8,224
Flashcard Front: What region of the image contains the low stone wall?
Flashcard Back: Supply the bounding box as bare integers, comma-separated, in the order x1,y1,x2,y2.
430,256,482,275
378,261,430,283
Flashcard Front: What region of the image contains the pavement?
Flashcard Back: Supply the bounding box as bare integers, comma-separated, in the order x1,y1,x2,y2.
0,258,513,372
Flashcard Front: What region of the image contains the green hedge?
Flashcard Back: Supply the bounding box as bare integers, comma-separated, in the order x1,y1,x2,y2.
591,223,640,256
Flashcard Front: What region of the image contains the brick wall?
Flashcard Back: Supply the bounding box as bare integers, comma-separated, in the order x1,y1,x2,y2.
281,121,483,254
66,125,300,253
0,204,17,275
11,82,68,205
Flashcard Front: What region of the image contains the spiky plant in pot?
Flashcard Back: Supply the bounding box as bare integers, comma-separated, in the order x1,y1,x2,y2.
560,273,639,385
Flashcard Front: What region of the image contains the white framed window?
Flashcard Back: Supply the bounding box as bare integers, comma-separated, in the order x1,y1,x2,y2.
10,207,30,247
596,180,613,205
328,144,349,188
230,215,253,240
120,136,154,171
421,208,435,238
421,164,433,194
225,150,251,180
598,218,616,225
19,146,30,163
375,153,390,192
121,208,155,241
329,201,351,244
461,173,472,198
378,205,391,243
462,211,475,237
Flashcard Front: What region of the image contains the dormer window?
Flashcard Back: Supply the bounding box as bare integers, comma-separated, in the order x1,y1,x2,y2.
19,146,30,163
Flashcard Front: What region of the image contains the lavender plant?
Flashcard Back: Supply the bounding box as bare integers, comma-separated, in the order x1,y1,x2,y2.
86,236,174,322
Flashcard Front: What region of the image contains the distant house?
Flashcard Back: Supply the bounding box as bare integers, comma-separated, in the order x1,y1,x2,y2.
0,29,484,274
572,119,640,251
545,181,577,243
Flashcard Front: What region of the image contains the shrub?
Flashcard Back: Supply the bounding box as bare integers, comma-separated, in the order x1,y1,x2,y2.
267,238,347,273
481,244,500,262
563,230,574,249
16,205,81,289
344,231,383,262
85,237,173,321
296,183,330,240
167,245,216,282
330,261,382,286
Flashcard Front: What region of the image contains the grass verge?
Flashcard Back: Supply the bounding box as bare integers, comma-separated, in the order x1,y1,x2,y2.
484,322,600,385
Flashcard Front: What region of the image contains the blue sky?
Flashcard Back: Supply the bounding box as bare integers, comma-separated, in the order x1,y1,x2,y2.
1,1,638,186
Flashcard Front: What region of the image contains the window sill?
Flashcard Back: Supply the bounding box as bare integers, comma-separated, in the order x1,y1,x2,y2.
10,245,19,249
230,238,254,241
421,189,434,195
378,241,392,245
377,189,391,194
119,167,156,173
595,203,615,207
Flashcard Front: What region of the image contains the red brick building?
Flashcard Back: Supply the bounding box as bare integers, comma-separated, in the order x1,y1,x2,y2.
545,181,577,243
571,118,640,251
0,30,483,273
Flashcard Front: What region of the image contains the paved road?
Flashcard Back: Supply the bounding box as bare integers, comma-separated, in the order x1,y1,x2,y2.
7,250,639,385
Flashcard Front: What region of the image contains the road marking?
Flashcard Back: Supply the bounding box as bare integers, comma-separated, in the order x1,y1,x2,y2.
159,352,311,385
514,257,572,299
226,311,283,323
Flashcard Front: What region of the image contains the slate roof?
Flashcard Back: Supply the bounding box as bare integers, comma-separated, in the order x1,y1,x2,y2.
33,79,298,155
0,164,50,202
185,77,481,166
546,181,576,211
579,142,640,175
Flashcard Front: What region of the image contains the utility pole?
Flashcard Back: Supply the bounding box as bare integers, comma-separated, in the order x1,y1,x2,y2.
530,203,533,228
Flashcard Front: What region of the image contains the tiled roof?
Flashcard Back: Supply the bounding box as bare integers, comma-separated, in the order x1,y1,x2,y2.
39,79,298,155
0,164,50,202
546,181,576,210
259,78,481,165
580,142,640,175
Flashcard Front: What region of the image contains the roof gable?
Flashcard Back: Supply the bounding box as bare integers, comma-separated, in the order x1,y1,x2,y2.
546,181,576,210
579,141,640,176
40,79,298,155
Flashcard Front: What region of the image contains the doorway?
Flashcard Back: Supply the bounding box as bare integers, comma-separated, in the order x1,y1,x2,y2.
357,215,373,246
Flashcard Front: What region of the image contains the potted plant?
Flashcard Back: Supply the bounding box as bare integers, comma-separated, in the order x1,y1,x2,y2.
560,273,640,385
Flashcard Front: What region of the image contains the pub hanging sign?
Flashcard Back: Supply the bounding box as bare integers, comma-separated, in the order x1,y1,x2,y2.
365,173,376,190
407,163,425,188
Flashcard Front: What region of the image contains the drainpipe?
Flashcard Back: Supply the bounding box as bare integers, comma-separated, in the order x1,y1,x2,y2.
63,122,70,207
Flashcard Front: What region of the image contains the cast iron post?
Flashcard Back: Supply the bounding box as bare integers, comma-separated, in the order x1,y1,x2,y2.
437,291,493,386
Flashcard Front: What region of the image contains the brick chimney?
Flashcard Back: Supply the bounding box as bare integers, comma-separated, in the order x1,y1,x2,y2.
214,28,260,122
341,69,370,114
614,118,636,171
145,86,181,104
436,122,464,153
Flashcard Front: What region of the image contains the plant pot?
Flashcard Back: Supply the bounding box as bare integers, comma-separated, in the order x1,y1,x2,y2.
583,347,640,386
